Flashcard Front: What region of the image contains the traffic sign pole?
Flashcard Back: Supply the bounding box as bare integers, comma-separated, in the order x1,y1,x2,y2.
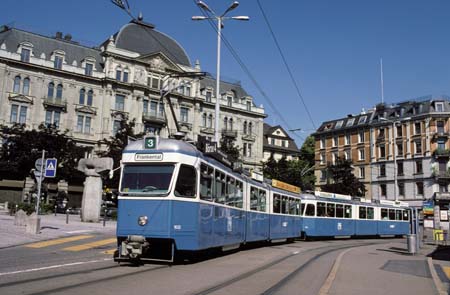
35,150,45,215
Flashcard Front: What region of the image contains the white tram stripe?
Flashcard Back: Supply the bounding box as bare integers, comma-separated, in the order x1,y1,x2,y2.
0,258,112,276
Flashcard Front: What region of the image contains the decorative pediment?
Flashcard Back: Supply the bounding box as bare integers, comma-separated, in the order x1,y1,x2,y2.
138,52,182,72
76,105,97,115
8,93,33,104
272,128,287,138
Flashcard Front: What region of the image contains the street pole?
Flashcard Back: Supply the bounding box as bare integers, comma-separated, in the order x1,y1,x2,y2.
35,149,45,214
214,17,222,145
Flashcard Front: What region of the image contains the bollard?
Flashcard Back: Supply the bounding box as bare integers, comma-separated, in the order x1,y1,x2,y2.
66,209,69,224
407,234,417,254
103,208,107,227
54,205,57,216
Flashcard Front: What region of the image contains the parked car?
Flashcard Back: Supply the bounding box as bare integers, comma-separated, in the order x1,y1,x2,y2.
67,207,81,215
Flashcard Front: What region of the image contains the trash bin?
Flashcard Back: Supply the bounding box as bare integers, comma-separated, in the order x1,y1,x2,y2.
407,234,417,254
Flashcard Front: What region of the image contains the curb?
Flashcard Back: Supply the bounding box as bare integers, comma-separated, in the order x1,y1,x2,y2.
428,257,448,295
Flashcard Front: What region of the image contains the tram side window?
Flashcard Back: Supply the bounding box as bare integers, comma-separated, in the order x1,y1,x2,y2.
344,205,352,218
295,199,301,215
336,204,344,218
300,204,306,216
389,209,396,220
273,194,281,213
359,206,367,219
403,210,410,221
281,196,288,214
215,171,226,204
381,208,388,220
367,207,374,219
327,203,336,217
174,164,197,198
317,202,326,217
395,210,402,221
200,164,214,201
235,180,243,208
250,187,259,211
289,198,297,215
226,176,236,206
259,190,267,212
305,204,315,216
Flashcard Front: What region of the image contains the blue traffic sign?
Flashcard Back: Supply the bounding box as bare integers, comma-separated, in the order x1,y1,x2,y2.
44,158,57,178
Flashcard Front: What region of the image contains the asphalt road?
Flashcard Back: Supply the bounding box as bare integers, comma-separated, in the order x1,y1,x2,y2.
0,237,438,295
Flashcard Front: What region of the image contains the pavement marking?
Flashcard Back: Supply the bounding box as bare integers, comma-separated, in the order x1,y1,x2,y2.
318,247,353,295
427,258,448,295
25,235,94,248
63,238,116,252
65,230,94,234
0,258,112,276
103,249,117,255
443,266,450,280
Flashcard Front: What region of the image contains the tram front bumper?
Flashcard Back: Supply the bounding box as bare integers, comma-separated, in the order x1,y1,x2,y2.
120,235,149,259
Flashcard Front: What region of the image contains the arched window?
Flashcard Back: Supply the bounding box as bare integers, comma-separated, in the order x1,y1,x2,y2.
223,117,228,130
208,114,213,128
248,122,253,135
22,78,30,95
79,89,85,105
56,84,63,99
229,118,233,130
243,121,247,134
47,82,54,98
202,113,207,127
13,76,21,93
87,90,93,106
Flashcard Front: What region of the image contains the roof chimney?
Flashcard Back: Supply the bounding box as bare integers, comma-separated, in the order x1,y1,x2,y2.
55,31,63,39
64,34,72,41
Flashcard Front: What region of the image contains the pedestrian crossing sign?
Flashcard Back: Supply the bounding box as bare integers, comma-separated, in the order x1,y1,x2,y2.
45,158,57,178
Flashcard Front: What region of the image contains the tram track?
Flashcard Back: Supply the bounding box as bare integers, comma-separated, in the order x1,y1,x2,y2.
193,240,383,295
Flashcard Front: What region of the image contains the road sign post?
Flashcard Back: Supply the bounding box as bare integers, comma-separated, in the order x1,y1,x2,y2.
35,150,45,215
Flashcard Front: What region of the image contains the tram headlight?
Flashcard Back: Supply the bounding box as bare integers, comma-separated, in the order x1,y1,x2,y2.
138,216,148,226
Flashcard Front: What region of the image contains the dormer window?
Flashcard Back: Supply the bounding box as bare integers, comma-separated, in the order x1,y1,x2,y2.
227,96,232,107
246,101,251,111
21,48,30,63
436,102,444,112
85,63,93,76
54,55,63,70
206,91,212,102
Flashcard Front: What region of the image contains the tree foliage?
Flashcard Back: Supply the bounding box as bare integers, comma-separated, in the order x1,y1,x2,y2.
0,124,87,183
96,119,144,188
219,135,241,162
321,157,366,196
262,135,316,191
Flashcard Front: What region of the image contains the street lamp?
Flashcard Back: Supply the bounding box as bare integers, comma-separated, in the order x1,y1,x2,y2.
192,1,249,145
379,117,410,202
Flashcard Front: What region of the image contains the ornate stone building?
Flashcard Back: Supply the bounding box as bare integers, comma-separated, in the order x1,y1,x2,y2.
313,97,450,208
0,17,266,172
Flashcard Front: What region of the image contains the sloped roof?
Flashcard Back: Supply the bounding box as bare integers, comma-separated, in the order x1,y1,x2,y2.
113,19,191,67
0,26,103,70
263,123,300,154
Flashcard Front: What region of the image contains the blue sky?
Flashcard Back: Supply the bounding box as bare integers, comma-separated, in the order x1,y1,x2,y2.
2,0,450,145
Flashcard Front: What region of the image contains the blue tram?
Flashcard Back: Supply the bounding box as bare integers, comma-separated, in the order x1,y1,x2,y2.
114,138,302,262
300,191,410,239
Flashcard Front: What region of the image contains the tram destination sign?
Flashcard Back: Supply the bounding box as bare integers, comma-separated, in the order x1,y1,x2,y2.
135,153,163,161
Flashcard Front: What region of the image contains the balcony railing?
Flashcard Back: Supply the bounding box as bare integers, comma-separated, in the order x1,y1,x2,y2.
200,127,214,135
142,111,165,124
222,129,238,138
433,149,450,158
43,97,67,111
242,133,256,141
432,131,450,141
433,170,450,181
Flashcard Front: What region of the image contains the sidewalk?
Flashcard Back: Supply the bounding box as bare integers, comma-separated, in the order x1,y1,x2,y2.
0,211,116,249
329,240,450,295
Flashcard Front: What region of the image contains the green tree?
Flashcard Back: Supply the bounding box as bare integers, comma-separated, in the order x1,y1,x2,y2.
219,135,241,162
321,157,366,196
96,119,144,188
0,124,87,183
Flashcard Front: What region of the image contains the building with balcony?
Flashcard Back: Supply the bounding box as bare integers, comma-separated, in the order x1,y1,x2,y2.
0,17,267,200
313,97,450,207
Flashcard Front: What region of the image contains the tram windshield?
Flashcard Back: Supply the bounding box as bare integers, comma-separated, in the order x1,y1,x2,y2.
120,165,174,195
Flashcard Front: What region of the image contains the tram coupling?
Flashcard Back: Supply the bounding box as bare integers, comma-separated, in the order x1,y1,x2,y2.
119,235,149,260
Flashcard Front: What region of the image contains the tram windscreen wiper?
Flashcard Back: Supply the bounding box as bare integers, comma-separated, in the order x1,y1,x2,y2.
142,186,157,192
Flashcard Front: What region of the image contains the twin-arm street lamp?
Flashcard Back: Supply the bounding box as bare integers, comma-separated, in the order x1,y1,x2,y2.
192,1,249,145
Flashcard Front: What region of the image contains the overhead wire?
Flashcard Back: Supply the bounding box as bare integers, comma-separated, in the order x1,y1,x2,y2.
192,0,307,142
256,0,316,130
